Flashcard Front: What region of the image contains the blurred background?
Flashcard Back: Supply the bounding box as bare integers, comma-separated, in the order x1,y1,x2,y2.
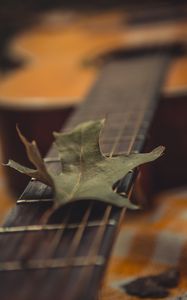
1,0,187,222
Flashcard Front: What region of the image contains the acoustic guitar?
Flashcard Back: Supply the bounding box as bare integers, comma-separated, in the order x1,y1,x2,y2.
0,3,187,300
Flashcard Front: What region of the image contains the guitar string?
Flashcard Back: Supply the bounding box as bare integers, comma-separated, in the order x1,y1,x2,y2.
36,160,84,260
82,107,146,255
38,160,75,259
40,105,135,267
44,206,73,257
58,105,147,298
38,123,94,267
16,184,53,262
19,162,71,261
17,109,125,298
17,206,74,300
38,106,133,296
60,205,113,300
13,204,93,298
65,104,149,299
47,202,95,299
15,194,73,262
62,202,93,259
99,107,147,278
40,102,147,269
0,185,60,299
48,108,135,298
61,107,135,260
86,106,147,259
46,202,93,267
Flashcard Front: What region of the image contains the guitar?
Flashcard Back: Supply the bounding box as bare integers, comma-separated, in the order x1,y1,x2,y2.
0,3,187,300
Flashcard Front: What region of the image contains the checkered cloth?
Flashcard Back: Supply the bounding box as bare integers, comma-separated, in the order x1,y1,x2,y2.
101,188,187,299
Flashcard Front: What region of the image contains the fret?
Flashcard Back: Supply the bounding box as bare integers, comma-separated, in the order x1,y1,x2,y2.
44,157,60,163
0,256,105,272
0,220,117,234
17,199,53,204
20,182,53,201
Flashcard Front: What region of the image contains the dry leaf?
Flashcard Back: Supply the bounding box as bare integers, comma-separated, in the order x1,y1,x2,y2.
6,120,165,209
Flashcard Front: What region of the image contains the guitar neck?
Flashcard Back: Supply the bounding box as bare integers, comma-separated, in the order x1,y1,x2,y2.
0,51,171,300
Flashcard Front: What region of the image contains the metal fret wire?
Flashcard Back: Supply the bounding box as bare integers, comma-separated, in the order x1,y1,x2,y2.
0,220,116,233
0,257,105,271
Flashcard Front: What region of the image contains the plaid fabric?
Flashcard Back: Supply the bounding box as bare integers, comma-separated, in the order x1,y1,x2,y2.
101,189,187,299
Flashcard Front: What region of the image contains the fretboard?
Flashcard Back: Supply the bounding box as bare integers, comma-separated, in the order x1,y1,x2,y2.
0,52,170,300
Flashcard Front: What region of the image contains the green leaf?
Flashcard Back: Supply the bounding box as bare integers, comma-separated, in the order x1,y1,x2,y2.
6,120,165,209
